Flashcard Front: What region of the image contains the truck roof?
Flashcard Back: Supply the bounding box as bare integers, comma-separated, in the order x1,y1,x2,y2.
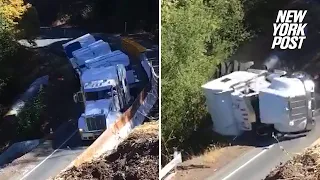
72,40,112,62
85,50,130,68
62,33,95,49
81,66,118,84
202,71,265,92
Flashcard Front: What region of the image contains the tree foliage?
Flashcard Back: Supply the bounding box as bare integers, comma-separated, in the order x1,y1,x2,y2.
161,0,250,151
17,90,46,136
0,0,30,30
0,0,30,62
0,0,32,93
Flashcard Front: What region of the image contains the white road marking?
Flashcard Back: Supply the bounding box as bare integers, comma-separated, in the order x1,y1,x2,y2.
19,130,78,180
221,144,275,180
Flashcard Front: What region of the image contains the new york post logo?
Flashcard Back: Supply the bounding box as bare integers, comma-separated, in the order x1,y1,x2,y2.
272,10,307,50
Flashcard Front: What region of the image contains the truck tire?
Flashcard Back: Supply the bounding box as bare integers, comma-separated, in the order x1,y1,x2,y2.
212,60,254,79
305,118,316,131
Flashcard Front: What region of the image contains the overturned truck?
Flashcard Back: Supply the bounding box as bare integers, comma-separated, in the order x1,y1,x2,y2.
202,62,316,137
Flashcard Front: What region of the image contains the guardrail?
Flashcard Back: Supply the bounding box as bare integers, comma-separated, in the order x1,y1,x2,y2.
121,37,146,60
160,151,182,180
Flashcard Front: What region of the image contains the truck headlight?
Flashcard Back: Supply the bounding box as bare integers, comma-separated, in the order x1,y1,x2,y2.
79,128,83,133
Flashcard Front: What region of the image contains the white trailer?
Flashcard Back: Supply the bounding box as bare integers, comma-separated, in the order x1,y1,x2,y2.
62,34,137,85
71,40,112,69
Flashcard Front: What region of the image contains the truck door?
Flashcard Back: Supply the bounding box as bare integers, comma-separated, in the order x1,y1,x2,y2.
112,87,121,111
117,65,130,104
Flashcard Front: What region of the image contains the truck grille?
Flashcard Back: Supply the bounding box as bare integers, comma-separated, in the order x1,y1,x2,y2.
86,115,106,131
289,95,307,121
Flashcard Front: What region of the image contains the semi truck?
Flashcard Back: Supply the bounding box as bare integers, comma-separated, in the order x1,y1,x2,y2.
62,34,134,140
202,63,316,137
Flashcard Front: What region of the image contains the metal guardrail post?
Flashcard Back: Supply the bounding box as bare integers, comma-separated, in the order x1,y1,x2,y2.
160,150,182,180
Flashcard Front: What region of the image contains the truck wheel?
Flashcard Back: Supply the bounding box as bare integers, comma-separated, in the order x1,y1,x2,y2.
212,60,254,79
305,119,316,131
256,125,272,137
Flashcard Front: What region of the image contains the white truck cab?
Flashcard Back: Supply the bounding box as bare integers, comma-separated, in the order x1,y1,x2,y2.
74,65,131,140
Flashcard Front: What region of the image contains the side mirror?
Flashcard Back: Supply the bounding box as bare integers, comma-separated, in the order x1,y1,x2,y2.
109,104,113,111
78,92,84,102
73,93,78,103
73,92,83,103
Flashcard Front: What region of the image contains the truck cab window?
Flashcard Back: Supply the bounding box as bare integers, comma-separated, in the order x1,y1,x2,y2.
85,87,112,101
85,91,99,101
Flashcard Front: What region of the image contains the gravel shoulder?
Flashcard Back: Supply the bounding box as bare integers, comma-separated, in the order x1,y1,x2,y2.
175,145,251,180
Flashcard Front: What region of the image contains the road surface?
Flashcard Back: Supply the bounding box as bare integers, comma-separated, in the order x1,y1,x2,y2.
206,114,320,180
0,118,90,180
20,120,89,180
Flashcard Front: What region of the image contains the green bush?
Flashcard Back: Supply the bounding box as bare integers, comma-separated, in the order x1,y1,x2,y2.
0,16,17,94
0,18,16,61
161,0,250,152
17,90,46,136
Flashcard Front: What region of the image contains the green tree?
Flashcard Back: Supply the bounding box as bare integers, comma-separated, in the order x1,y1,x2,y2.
0,0,30,31
161,0,250,152
0,0,34,92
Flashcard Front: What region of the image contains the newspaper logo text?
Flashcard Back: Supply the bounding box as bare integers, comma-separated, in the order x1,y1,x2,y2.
271,10,307,49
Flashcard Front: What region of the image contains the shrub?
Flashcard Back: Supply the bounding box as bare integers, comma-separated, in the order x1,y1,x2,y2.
17,90,46,136
161,0,250,152
0,0,30,31
0,18,16,93
0,0,31,93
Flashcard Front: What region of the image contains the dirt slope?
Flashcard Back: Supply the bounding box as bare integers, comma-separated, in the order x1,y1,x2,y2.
265,144,320,180
54,121,159,180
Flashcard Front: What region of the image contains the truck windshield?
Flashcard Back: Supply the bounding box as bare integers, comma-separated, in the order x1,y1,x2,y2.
85,88,112,101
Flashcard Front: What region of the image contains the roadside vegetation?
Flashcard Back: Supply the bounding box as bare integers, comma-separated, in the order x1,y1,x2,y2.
0,0,37,111
0,0,48,152
161,0,250,161
17,90,46,137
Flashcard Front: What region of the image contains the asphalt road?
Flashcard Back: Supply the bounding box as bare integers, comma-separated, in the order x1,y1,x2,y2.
20,119,89,180
0,118,90,180
207,114,320,180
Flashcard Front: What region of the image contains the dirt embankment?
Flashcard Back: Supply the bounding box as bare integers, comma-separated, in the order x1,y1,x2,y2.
54,121,159,180
265,144,320,180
